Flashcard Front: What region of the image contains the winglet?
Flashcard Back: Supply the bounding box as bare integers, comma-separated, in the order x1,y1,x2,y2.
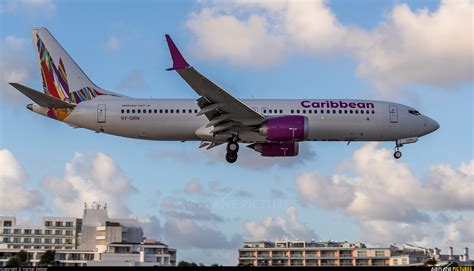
165,34,190,71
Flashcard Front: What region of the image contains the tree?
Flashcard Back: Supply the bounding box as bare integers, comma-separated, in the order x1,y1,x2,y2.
39,250,56,266
423,257,438,266
177,261,199,267
5,257,21,267
5,250,29,267
16,250,29,265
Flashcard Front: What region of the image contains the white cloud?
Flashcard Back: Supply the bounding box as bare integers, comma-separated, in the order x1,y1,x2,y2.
42,152,136,217
294,142,474,246
163,216,242,249
0,36,36,104
105,36,119,51
186,8,284,67
349,0,474,93
1,0,55,13
0,149,43,212
20,0,55,9
185,180,202,194
117,69,148,91
186,0,473,94
244,207,318,241
444,216,474,244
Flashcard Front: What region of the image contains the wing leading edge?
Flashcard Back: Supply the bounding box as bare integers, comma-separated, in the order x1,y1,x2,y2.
164,35,265,139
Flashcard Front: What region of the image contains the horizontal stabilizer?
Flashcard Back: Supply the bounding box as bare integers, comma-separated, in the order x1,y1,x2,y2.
9,83,75,108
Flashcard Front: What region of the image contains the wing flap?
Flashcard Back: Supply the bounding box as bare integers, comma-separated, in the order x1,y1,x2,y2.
9,83,75,108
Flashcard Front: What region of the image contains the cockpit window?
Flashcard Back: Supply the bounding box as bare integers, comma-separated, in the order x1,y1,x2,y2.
408,109,421,116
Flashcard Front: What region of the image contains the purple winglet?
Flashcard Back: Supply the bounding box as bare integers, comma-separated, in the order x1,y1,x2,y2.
165,34,190,71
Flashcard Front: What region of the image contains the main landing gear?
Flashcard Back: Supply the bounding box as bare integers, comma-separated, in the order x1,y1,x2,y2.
394,141,403,159
225,139,239,163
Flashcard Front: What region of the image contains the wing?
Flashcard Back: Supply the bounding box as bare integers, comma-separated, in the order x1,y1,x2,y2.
165,35,265,138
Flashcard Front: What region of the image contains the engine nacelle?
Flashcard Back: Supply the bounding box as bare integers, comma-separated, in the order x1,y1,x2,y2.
249,142,299,157
259,116,309,142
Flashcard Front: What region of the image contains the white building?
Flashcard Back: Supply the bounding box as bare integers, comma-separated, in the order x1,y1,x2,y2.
238,240,391,266
238,241,471,267
0,203,176,266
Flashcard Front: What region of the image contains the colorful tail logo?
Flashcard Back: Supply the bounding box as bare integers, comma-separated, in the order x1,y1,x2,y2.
36,33,103,104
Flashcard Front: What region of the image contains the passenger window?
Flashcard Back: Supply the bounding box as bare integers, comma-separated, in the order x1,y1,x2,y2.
194,109,198,113
321,110,324,114
127,109,130,113
291,110,294,114
132,109,136,113
350,110,353,114
361,110,364,114
355,110,358,114
333,110,336,114
160,109,163,114
302,110,306,114
296,110,300,114
263,109,267,114
154,109,157,113
182,109,185,113
165,109,168,113
327,110,330,114
344,110,348,114
170,109,174,113
366,110,369,114
176,109,180,113
339,110,342,114
372,110,375,114
149,109,152,113
188,109,192,113
138,109,141,113
121,109,124,113
308,110,312,114
280,110,283,114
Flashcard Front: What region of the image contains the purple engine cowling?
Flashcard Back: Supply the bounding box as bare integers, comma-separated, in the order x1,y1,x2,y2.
249,142,299,157
259,115,309,142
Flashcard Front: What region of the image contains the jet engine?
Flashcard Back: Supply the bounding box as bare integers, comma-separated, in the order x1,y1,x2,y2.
259,116,308,142
248,142,299,157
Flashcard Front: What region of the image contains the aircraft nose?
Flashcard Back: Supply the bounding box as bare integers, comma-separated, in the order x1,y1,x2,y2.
424,117,440,134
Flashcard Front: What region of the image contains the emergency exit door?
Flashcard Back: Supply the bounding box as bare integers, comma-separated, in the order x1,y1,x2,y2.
97,104,106,123
389,105,398,123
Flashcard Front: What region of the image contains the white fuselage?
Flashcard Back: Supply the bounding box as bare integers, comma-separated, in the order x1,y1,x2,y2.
31,96,438,144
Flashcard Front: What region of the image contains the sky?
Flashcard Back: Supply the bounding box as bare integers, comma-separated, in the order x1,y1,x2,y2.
0,0,473,266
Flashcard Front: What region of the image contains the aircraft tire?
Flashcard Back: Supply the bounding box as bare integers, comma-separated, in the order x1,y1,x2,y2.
226,152,238,163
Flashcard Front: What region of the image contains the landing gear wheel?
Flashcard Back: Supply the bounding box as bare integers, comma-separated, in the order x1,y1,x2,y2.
226,152,238,163
394,150,402,159
227,141,239,153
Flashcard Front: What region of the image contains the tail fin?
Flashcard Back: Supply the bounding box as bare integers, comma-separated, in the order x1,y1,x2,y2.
31,28,121,104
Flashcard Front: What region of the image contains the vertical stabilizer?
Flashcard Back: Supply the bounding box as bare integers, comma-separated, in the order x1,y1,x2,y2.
31,28,120,104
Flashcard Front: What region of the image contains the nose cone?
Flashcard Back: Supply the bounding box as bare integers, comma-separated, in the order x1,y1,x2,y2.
425,117,440,134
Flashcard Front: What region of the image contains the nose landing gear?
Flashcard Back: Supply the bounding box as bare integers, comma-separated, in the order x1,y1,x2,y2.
225,138,239,163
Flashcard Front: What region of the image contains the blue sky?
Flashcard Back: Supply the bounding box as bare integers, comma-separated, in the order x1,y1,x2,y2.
0,0,472,265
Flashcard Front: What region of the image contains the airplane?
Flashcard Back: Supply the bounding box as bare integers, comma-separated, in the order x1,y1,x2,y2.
9,28,439,163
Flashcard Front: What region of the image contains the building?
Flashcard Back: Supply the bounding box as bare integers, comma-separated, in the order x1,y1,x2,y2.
238,240,390,266
87,240,176,266
0,203,175,266
238,241,471,267
0,216,80,250
390,244,471,266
